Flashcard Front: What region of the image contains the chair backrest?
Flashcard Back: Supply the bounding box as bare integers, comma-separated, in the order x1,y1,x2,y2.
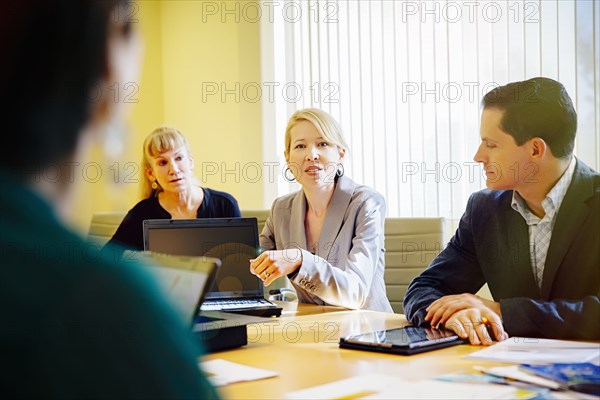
88,212,126,245
241,209,270,235
384,217,445,314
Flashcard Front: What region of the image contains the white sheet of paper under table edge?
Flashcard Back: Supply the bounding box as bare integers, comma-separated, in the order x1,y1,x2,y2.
284,373,520,400
464,337,600,364
199,359,279,387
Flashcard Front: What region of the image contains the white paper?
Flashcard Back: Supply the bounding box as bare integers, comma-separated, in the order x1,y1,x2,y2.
285,374,399,399
465,337,600,364
200,359,279,386
375,379,521,400
285,373,520,400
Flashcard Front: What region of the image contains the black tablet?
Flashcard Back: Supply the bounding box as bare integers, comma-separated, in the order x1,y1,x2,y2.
339,326,468,355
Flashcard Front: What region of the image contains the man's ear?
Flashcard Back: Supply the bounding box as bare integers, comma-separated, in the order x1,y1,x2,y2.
530,137,547,159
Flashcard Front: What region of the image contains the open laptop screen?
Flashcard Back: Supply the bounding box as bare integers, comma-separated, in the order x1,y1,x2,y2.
123,250,219,325
143,218,262,300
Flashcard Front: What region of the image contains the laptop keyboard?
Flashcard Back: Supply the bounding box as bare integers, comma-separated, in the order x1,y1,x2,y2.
200,298,275,311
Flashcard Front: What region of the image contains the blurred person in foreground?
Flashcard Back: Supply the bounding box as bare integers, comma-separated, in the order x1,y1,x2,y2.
0,1,217,397
404,77,599,345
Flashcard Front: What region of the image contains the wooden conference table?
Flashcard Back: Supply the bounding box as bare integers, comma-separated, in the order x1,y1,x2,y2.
202,302,511,399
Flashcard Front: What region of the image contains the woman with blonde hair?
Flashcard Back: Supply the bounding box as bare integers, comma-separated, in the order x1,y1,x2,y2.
108,126,240,251
250,108,392,312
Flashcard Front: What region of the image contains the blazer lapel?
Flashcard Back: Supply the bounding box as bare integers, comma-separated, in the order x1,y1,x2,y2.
504,205,539,296
541,161,594,298
289,190,308,250
317,176,355,259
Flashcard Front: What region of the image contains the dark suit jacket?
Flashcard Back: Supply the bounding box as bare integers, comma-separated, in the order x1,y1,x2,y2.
404,159,600,340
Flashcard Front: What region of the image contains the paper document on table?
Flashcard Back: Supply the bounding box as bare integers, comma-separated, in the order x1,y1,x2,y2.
465,337,600,364
285,373,520,399
285,374,398,399
200,359,278,386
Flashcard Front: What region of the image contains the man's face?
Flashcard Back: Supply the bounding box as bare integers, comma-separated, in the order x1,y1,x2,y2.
474,107,537,191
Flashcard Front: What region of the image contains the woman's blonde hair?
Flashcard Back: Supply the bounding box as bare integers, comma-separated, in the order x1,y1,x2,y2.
284,108,349,154
140,126,190,199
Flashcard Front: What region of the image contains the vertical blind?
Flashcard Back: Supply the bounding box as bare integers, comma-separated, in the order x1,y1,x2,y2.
262,0,599,219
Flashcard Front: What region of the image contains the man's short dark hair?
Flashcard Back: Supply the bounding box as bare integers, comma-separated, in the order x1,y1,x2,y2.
481,77,577,158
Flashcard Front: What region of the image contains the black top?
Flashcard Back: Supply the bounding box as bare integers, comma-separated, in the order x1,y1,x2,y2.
107,188,241,251
0,169,218,398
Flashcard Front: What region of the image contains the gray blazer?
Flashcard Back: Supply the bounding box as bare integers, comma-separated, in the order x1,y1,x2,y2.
260,175,393,312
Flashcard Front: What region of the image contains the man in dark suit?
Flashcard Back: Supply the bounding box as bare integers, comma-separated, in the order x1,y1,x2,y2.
404,77,600,345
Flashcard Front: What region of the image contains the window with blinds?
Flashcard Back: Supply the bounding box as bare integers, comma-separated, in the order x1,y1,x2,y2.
261,0,599,220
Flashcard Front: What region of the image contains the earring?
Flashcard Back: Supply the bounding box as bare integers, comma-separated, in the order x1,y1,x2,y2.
336,164,345,177
283,166,296,182
151,181,158,190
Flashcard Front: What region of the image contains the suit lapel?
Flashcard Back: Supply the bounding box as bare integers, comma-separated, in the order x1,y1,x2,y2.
289,190,308,250
317,176,355,259
503,205,539,296
541,161,594,298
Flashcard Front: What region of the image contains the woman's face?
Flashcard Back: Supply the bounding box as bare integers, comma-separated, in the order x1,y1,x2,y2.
285,120,345,189
146,146,194,194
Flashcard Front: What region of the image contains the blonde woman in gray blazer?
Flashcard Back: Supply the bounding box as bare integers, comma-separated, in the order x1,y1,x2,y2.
250,108,393,312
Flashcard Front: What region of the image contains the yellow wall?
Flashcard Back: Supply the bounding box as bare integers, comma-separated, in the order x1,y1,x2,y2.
70,1,263,234
160,1,263,209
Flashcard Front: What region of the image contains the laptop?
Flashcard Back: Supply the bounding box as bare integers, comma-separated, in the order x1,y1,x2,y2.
143,217,283,317
122,250,220,325
123,250,271,352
